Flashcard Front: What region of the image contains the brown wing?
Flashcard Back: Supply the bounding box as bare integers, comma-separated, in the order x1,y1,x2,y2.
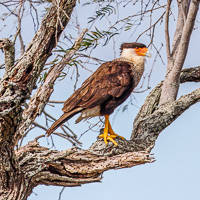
62,60,135,113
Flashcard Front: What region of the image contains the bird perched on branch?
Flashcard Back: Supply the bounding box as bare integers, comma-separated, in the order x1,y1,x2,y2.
47,42,149,146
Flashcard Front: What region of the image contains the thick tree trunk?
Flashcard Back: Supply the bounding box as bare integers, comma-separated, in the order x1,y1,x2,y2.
0,142,33,200
0,1,200,200
0,1,76,199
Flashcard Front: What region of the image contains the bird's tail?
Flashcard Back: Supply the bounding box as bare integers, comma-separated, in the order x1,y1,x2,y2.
46,107,82,136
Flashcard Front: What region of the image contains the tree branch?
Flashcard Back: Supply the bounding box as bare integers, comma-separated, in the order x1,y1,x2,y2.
160,0,199,104
16,139,154,187
0,38,15,75
14,29,87,145
173,0,199,72
171,2,184,57
16,70,200,187
131,65,200,151
0,0,77,139
0,0,77,195
180,66,200,83
165,0,172,59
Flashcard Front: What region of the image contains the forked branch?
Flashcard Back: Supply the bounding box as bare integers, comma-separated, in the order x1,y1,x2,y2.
160,0,199,104
131,65,200,151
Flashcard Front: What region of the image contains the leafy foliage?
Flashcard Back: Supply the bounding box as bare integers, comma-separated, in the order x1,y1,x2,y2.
88,5,115,23
80,27,119,50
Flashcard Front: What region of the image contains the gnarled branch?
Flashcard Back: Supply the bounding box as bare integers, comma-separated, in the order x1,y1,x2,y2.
16,139,154,187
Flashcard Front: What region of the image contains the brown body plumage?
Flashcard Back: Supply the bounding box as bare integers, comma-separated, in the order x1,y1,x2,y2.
47,42,148,145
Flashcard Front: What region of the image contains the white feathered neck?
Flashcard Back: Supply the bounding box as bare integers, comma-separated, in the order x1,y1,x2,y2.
120,48,146,66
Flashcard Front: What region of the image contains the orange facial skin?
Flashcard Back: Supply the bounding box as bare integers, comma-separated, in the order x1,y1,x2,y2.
135,47,148,56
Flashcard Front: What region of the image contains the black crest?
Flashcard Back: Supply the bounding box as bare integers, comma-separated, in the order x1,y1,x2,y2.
120,42,146,51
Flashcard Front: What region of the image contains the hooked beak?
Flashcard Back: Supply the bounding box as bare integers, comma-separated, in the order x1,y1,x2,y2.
135,47,151,57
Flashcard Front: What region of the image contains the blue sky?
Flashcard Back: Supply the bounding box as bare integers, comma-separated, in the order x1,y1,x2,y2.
1,1,200,200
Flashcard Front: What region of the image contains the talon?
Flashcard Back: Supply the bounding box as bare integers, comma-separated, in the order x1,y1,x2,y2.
98,115,125,146
118,135,125,140
107,136,118,146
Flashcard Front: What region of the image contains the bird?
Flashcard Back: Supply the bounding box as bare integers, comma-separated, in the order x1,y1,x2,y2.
46,42,149,146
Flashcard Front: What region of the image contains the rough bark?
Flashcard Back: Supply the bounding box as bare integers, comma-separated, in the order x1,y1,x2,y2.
16,139,154,187
0,0,76,199
130,66,200,151
0,39,15,74
0,1,200,200
180,66,200,83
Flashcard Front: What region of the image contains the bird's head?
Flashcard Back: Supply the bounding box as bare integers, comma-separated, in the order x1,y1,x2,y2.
120,42,150,62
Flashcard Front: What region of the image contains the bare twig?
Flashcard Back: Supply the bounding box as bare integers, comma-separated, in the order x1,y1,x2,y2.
48,100,65,104
58,187,65,200
165,0,172,59
136,12,165,41
43,110,77,138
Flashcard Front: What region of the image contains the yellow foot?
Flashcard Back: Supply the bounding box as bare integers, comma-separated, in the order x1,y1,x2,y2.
98,133,118,146
98,131,125,146
109,133,125,141
99,114,125,146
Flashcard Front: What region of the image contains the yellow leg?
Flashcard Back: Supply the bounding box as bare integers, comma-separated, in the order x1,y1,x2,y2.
103,114,109,144
99,115,124,146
